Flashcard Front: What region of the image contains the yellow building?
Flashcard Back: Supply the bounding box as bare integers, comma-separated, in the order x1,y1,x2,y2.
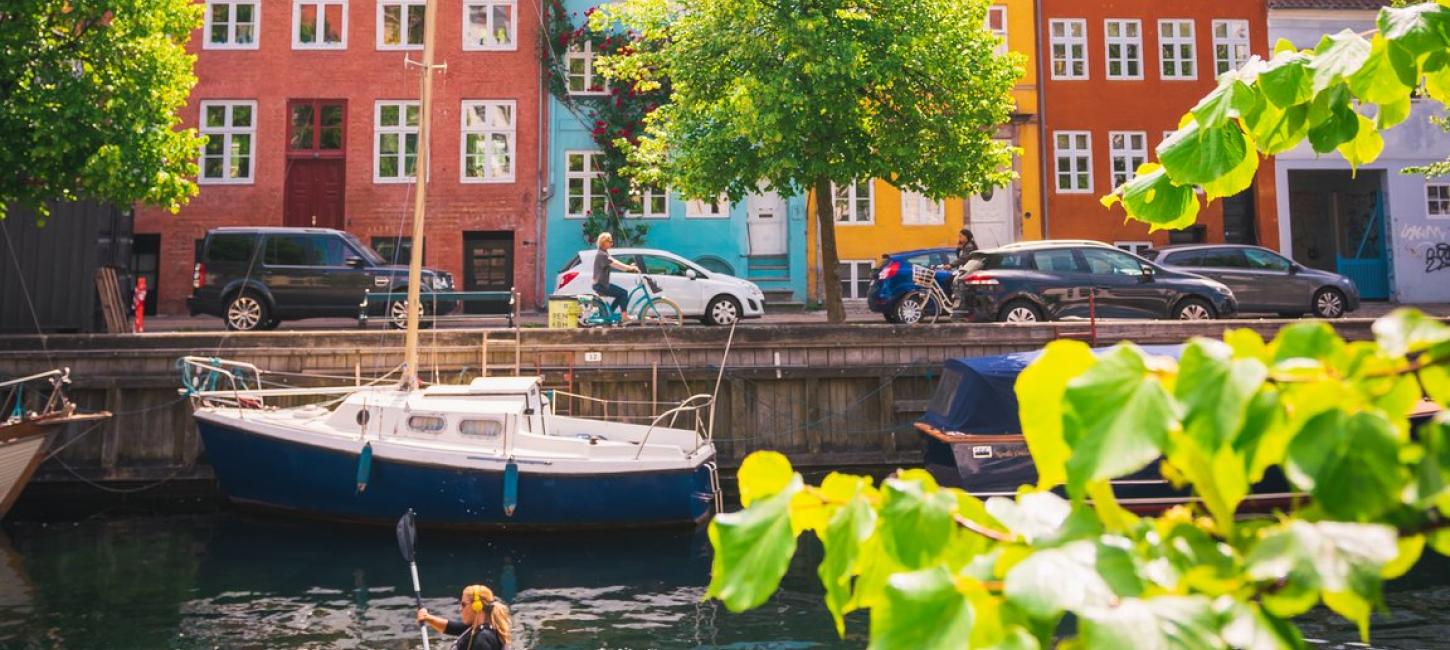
807,0,1042,302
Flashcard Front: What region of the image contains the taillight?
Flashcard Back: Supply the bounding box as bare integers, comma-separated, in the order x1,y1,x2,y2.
193,263,205,289
878,261,900,280
963,273,999,286
558,270,579,290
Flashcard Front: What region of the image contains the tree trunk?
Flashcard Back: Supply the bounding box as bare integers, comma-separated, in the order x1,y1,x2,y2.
814,175,846,323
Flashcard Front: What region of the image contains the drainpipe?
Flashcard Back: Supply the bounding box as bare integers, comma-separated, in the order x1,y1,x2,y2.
535,20,549,310
1034,0,1050,238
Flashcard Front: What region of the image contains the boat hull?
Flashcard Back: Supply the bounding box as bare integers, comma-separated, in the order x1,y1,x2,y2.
196,418,717,530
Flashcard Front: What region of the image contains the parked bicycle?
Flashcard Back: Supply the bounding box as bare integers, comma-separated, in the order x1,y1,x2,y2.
577,274,684,327
897,266,957,325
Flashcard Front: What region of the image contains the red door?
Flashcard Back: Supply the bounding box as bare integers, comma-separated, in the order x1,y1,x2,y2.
284,100,346,229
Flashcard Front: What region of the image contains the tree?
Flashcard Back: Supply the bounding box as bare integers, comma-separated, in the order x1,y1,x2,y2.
1103,1,1450,230
594,0,1022,322
709,309,1450,648
0,0,203,223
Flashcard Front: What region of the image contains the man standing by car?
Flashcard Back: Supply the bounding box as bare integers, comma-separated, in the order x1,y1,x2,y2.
592,232,640,320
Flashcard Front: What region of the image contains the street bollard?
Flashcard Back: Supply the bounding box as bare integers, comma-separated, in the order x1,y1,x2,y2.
133,277,147,333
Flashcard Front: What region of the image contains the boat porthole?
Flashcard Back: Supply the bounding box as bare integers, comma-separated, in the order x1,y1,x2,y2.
356,409,370,426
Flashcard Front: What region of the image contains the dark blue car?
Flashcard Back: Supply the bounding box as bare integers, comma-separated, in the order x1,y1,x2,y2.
866,247,957,323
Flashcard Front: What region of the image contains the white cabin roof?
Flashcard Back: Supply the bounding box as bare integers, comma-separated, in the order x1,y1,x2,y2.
421,376,542,397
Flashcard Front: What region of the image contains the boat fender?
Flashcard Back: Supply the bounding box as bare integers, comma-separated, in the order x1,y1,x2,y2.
356,442,374,494
503,460,519,517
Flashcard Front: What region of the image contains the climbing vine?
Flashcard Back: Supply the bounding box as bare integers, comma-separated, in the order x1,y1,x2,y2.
541,0,668,246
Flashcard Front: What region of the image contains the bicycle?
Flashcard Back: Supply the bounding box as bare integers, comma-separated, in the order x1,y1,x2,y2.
897,265,956,325
577,274,685,327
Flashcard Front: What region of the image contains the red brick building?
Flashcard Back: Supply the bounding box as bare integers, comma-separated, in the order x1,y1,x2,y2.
135,0,544,315
1038,0,1278,253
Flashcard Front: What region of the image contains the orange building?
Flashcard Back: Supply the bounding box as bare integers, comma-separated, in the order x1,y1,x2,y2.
1037,0,1278,253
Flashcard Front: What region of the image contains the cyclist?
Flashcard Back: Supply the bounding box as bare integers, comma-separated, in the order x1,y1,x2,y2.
948,228,979,319
592,232,640,321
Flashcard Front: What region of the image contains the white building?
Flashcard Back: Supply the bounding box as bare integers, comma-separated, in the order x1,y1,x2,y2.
1270,0,1450,303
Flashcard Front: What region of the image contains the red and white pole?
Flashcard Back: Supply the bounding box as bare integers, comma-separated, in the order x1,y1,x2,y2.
133,277,147,333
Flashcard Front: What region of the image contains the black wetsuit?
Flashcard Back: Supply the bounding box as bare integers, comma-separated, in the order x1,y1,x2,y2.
443,619,504,650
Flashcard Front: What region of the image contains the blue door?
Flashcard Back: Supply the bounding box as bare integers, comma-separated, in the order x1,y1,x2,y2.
1336,192,1390,300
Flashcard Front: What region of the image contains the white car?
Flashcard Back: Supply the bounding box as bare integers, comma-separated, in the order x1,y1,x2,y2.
554,248,766,325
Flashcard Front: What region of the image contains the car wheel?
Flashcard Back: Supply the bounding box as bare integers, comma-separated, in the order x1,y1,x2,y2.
387,296,435,329
704,295,742,326
224,292,269,332
998,300,1043,323
1173,297,1216,320
1312,288,1347,318
894,294,927,325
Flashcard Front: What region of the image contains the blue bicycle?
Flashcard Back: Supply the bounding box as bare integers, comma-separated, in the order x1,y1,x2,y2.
577,275,684,327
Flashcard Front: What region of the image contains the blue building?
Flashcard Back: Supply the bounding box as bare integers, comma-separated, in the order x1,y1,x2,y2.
541,1,808,305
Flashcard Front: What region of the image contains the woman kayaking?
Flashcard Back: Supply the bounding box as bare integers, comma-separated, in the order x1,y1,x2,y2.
417,584,513,650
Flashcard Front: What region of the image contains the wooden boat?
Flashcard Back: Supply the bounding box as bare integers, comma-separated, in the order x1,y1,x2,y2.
1,369,110,518
915,345,1438,512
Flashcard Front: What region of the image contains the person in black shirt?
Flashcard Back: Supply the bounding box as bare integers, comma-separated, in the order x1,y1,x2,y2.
417,584,513,650
952,228,979,268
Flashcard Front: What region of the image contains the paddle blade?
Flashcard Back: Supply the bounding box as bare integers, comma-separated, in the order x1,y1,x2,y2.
396,509,417,562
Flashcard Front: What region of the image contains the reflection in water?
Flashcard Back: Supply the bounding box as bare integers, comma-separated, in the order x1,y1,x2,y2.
0,513,1446,649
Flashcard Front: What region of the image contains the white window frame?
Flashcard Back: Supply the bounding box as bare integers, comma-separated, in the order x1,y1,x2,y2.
1109,131,1147,188
1049,19,1088,80
685,194,730,219
198,100,257,185
986,6,1008,55
1053,131,1093,194
630,186,670,219
832,181,875,225
463,0,518,51
900,190,945,226
1115,241,1153,256
1104,19,1142,80
839,260,875,301
1212,19,1251,77
459,100,515,183
204,1,260,50
1159,19,1197,80
293,0,347,50
1428,183,1450,219
564,151,604,219
377,0,425,50
565,41,609,96
374,100,420,183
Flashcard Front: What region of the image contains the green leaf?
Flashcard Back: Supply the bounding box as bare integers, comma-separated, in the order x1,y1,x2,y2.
1015,340,1096,489
1158,120,1252,186
1063,345,1179,494
984,491,1072,543
1192,80,1258,129
1375,95,1413,131
1260,50,1315,107
819,495,877,636
706,474,803,612
1004,539,1142,620
880,477,956,569
868,567,972,650
1175,339,1268,451
1336,114,1384,171
1382,534,1425,580
1222,602,1305,650
1104,163,1201,232
1078,596,1222,650
1285,409,1407,520
1306,85,1360,154
738,450,795,507
1246,520,1397,619
1378,3,1450,57
1271,321,1345,363
1372,308,1450,356
1308,30,1372,94
1244,98,1310,155
1201,131,1261,203
1348,35,1413,105
1427,58,1450,103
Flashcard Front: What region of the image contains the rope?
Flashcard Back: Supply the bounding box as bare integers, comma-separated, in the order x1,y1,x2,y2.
50,456,194,494
40,395,190,463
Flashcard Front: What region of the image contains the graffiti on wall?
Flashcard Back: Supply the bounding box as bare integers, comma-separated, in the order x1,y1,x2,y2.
1397,224,1450,273
1427,243,1450,273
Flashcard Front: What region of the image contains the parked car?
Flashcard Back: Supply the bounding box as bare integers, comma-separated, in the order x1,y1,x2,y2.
1143,244,1359,318
867,247,957,323
554,248,766,325
188,227,456,331
954,241,1238,322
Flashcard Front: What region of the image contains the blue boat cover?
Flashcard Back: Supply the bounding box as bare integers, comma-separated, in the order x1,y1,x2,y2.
918,344,1186,435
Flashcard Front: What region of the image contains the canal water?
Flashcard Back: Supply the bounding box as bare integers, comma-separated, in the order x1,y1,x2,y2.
0,512,1447,649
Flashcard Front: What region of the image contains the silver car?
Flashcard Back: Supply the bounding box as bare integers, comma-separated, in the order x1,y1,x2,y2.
1144,244,1359,318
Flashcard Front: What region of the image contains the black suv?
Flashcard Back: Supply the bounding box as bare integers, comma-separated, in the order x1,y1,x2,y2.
953,241,1238,322
189,227,455,330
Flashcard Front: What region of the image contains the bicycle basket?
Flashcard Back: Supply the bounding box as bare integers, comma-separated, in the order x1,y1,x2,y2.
910,266,937,289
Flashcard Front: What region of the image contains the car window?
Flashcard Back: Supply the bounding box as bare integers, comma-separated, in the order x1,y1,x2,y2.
1140,249,1161,261
989,252,1032,270
1081,248,1145,277
1243,248,1292,272
904,253,933,267
639,255,689,277
961,253,989,274
1163,251,1202,266
319,236,348,266
341,233,386,265
1200,248,1249,268
1032,249,1085,273
264,235,337,267
560,255,581,272
933,252,952,266
205,234,255,264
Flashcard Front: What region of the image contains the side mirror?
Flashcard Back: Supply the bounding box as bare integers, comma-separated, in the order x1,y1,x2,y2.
1140,265,1155,281
1288,264,1300,275
686,269,698,280
345,256,365,268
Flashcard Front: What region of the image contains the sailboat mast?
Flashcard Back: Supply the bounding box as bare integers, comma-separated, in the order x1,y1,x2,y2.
402,0,439,389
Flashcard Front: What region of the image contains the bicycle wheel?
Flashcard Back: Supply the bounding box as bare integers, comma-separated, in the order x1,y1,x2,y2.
636,297,684,326
577,295,609,327
920,290,946,325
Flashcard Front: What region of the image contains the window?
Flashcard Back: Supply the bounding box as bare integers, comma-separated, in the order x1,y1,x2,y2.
205,1,258,49
833,181,874,224
631,186,669,219
1032,249,1084,273
199,101,256,184
1162,251,1203,266
375,101,420,182
839,260,874,300
1050,19,1088,79
686,194,730,218
1053,131,1092,193
407,415,446,433
294,1,347,49
1115,241,1153,256
204,234,256,264
460,100,515,182
1109,131,1147,188
901,190,945,225
1201,248,1249,268
566,42,608,95
288,100,345,152
459,419,502,437
1159,19,1197,80
1081,248,1145,277
378,0,425,49
1104,19,1142,80
1212,20,1251,77
565,151,606,218
464,0,516,50
1429,184,1450,218
639,255,690,276
265,235,345,267
1243,248,1293,272
372,236,422,264
986,6,1008,54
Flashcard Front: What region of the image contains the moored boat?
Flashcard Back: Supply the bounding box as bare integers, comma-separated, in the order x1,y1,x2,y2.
1,369,110,519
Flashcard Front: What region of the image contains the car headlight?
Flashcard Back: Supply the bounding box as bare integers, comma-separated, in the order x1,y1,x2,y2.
1215,284,1233,295
431,274,450,290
